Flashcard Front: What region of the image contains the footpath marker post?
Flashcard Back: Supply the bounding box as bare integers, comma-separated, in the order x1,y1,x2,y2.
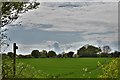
13,43,18,77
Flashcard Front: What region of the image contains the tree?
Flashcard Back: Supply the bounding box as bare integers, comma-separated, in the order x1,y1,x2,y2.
1,2,40,78
110,51,120,57
18,54,32,58
67,51,74,58
98,46,111,57
1,53,7,59
7,52,14,58
77,44,101,57
102,45,111,54
73,54,79,58
40,50,47,58
99,53,109,57
57,54,63,58
47,51,56,58
63,53,68,58
0,2,40,52
18,54,24,58
31,50,40,58
1,2,40,27
62,51,74,58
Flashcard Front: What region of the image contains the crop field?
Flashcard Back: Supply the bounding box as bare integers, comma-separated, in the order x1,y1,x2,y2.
17,58,112,78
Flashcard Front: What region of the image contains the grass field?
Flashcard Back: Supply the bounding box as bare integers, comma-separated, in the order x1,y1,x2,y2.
17,58,112,78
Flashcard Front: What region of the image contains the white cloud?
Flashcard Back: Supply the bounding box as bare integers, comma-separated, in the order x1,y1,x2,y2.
6,2,118,54
13,2,118,33
37,0,119,2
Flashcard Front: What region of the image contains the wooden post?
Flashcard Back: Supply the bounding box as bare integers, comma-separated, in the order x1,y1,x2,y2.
13,43,18,77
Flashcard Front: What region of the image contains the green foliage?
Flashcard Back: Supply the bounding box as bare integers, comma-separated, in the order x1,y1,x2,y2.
1,2,40,27
73,54,79,58
2,56,13,78
111,51,120,57
77,44,101,57
2,56,49,78
57,54,63,58
98,58,119,78
2,2,24,15
47,51,56,58
63,53,68,58
40,50,47,58
67,51,74,58
7,52,14,58
0,2,40,52
102,45,111,54
62,51,74,58
98,53,109,57
31,50,40,58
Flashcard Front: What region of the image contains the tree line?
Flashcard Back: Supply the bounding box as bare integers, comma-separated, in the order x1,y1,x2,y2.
3,44,120,59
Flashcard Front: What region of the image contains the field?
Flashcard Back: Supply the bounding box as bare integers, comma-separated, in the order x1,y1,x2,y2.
17,58,112,78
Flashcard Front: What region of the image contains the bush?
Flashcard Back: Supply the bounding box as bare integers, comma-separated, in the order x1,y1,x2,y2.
97,58,119,78
2,57,50,78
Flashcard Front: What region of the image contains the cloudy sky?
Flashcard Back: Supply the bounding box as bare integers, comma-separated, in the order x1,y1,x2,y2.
5,2,119,54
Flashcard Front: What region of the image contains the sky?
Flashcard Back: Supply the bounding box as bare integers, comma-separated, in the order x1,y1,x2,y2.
4,2,119,55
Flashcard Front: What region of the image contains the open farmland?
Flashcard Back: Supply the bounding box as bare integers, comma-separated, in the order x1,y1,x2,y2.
17,58,112,78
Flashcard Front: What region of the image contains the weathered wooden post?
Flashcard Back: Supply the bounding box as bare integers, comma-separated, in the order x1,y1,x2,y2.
13,43,18,77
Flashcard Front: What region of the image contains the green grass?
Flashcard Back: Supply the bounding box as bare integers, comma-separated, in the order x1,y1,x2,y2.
17,58,112,78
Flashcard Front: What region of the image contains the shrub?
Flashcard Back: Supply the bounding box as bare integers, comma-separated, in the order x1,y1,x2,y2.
2,57,50,78
97,58,119,78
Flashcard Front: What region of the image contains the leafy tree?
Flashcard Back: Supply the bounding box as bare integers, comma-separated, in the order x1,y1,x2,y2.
63,53,68,58
18,54,32,58
47,51,56,58
77,44,101,57
1,53,7,59
31,50,40,58
1,2,40,27
25,54,32,58
102,45,111,54
73,54,79,58
98,46,111,57
98,53,109,57
18,54,24,58
57,54,63,58
40,50,47,58
1,2,40,78
67,51,74,58
110,51,120,57
7,52,14,58
0,2,40,52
